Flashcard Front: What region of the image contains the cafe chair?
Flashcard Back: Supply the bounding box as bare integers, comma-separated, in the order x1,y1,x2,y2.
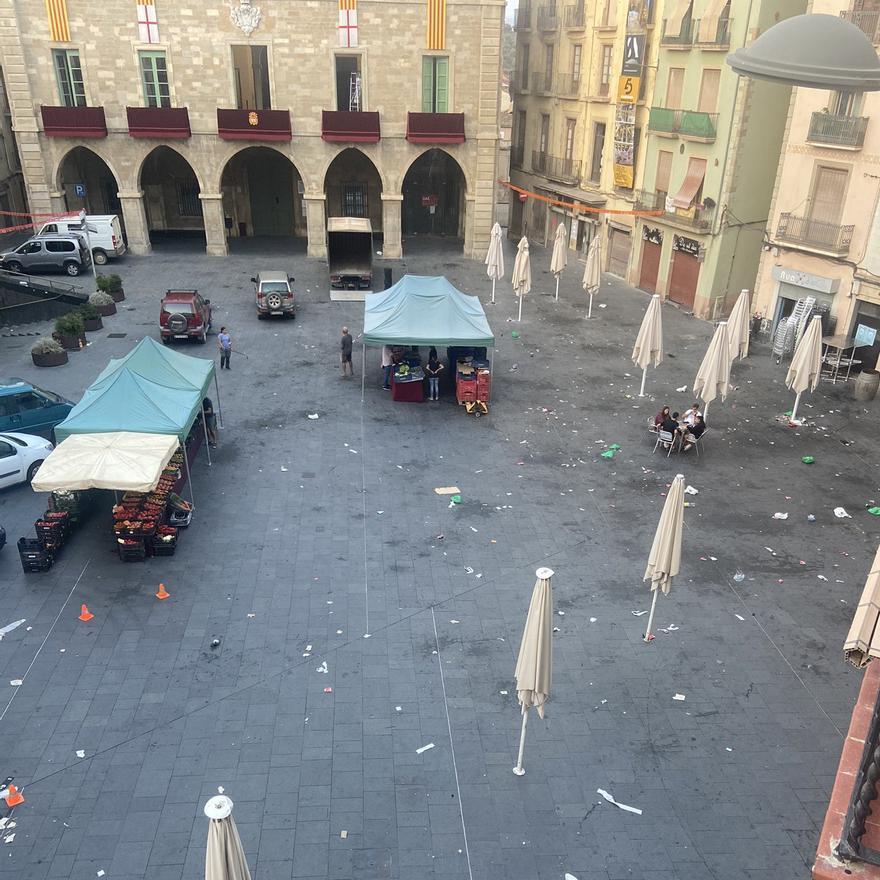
653,429,675,457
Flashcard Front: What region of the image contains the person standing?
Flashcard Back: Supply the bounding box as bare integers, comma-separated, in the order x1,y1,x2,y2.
202,397,218,447
340,326,353,378
425,347,444,400
218,326,232,370
381,345,393,390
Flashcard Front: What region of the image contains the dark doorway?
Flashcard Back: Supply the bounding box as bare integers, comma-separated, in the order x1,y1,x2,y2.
324,148,382,232
57,147,121,217
402,149,464,238
335,55,362,111
140,146,205,242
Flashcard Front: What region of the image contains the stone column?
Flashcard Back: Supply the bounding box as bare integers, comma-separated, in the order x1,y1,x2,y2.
380,194,403,259
117,191,152,256
49,191,67,215
463,194,476,258
199,192,228,257
304,194,327,259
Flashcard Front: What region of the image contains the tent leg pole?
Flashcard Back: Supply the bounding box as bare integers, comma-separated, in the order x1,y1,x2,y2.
183,446,195,507
491,278,496,305
202,416,212,466
643,589,659,643
512,708,528,776
214,372,223,428
639,367,647,398
791,392,801,422
361,343,366,402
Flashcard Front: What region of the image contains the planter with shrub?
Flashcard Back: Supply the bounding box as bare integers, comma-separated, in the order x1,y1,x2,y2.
97,273,125,303
78,303,103,332
53,312,86,351
88,291,117,317
31,337,68,367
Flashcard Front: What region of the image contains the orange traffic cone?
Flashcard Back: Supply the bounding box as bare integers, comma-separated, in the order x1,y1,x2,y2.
4,785,24,807
155,583,170,600
78,604,94,622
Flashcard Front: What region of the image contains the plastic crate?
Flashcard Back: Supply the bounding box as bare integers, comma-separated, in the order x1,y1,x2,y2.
18,537,52,573
117,538,146,562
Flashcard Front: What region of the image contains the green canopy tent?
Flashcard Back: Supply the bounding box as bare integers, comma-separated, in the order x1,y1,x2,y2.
361,275,495,399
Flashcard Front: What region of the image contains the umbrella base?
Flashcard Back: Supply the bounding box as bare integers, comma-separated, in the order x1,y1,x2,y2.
512,766,526,776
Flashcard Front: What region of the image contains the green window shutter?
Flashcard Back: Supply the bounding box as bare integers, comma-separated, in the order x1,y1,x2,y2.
422,56,434,112
435,57,448,113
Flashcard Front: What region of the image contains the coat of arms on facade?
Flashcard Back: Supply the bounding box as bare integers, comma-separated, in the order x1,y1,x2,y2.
229,0,261,36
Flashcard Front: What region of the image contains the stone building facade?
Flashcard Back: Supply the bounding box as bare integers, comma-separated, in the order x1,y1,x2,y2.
0,66,28,231
0,0,504,261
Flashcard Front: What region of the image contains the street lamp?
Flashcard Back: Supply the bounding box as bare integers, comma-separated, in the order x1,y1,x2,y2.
726,13,880,90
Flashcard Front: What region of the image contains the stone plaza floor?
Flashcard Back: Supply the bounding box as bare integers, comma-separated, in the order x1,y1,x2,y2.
0,234,878,880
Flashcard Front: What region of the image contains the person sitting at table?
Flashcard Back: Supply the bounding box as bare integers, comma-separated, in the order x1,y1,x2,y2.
683,415,706,452
654,406,671,430
660,411,681,449
682,403,701,428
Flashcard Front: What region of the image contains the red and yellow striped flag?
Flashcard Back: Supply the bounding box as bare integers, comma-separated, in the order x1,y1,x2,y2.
427,0,446,50
338,0,358,47
45,0,70,41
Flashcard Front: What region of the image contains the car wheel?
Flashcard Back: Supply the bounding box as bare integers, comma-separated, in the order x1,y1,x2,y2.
266,292,283,311
257,312,266,320
93,249,108,265
27,460,44,482
166,313,188,334
64,261,81,277
6,261,23,274
162,336,170,345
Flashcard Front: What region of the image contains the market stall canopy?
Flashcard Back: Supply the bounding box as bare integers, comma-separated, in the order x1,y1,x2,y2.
31,432,179,493
94,337,214,397
55,368,202,443
363,275,494,347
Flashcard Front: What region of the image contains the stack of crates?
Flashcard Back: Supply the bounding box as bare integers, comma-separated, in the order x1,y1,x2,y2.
475,362,491,402
456,360,477,403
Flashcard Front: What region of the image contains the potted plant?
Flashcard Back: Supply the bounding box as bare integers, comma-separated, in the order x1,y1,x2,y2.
77,303,103,332
96,273,125,303
31,337,68,367
53,312,86,351
88,291,117,317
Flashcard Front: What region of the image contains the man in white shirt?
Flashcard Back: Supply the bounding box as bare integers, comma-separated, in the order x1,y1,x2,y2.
382,345,393,390
682,403,702,427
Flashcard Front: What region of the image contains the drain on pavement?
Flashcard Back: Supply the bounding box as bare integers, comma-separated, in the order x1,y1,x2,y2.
107,333,127,338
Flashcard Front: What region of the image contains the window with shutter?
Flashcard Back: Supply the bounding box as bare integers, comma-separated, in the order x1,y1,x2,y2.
809,166,848,225
697,69,720,114
140,51,171,108
665,67,684,109
422,56,449,112
53,50,86,107
655,150,672,195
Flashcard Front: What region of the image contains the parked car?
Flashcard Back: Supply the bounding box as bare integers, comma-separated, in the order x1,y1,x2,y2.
159,290,212,344
252,271,296,319
0,432,54,489
0,234,92,277
35,214,126,265
0,524,5,551
0,379,74,438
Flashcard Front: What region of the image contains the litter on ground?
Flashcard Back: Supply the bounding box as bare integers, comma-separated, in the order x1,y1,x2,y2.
416,743,435,754
434,487,461,495
597,788,643,815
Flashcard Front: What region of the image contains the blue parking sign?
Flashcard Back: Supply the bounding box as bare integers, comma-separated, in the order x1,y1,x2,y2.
74,183,86,198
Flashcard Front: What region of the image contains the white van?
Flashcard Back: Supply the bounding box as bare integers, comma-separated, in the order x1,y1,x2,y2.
35,214,126,265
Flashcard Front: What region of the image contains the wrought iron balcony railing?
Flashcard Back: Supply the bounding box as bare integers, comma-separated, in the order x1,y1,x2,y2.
807,112,868,148
776,212,854,255
634,189,715,230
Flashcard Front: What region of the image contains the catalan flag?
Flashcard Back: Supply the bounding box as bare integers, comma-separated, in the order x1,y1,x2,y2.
137,0,160,43
45,0,70,42
427,0,446,50
338,0,358,47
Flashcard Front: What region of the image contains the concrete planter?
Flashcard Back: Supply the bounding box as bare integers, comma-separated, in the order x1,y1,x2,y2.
95,302,117,317
110,288,125,303
31,350,69,367
56,332,86,352
83,317,103,332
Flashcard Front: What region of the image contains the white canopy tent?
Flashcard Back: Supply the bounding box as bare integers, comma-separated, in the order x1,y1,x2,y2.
32,432,180,494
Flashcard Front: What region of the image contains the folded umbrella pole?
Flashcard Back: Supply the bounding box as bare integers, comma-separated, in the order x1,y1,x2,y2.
786,315,823,422
511,237,532,323
582,236,601,319
643,475,685,642
485,222,504,305
550,222,568,303
632,294,663,398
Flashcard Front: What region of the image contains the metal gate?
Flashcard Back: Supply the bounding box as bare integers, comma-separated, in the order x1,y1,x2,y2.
638,240,661,293
607,228,631,277
668,249,699,310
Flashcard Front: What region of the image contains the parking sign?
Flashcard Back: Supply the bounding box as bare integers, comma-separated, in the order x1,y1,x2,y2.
74,183,86,198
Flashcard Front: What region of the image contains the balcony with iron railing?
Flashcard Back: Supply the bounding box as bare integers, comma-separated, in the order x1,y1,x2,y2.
648,107,718,141
841,9,880,44
557,74,581,97
595,3,616,30
807,111,869,149
531,71,554,94
692,17,732,48
776,212,854,256
564,4,586,28
660,17,693,47
515,3,532,29
532,151,581,184
634,189,715,231
537,4,559,30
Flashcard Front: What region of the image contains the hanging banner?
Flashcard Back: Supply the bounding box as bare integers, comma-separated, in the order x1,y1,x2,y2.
137,0,160,43
427,0,446,50
46,0,71,41
338,0,358,47
612,33,645,190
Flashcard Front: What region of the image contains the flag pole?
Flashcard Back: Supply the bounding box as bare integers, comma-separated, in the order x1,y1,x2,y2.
512,707,528,776
643,589,659,643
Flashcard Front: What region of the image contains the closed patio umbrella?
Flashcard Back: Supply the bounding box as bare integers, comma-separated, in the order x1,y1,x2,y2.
786,315,823,422
844,545,880,668
582,234,601,319
204,794,252,880
512,566,554,776
632,294,664,397
643,474,686,642
693,321,731,420
727,289,751,362
511,236,532,322
485,221,504,304
550,221,568,302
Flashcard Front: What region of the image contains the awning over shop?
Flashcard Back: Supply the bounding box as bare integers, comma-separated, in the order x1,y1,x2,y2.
32,432,179,493
536,183,607,208
363,275,494,346
670,157,707,209
665,0,693,38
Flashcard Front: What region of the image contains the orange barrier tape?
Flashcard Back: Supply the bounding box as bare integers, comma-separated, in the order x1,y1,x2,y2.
0,209,78,218
499,180,664,217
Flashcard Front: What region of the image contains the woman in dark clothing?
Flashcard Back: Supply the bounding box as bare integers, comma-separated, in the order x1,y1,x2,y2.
654,406,671,430
425,347,444,401
683,415,706,452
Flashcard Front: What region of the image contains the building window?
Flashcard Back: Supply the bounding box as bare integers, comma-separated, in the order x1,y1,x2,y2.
513,109,526,167
809,165,848,225
343,183,368,217
599,44,612,96
697,68,720,114
564,118,576,162
589,121,605,182
422,56,449,113
655,150,672,198
571,44,582,82
544,43,554,83
520,44,530,90
231,45,271,109
665,67,684,109
832,90,862,117
52,49,86,107
176,183,202,218
140,51,171,108
539,113,550,153
336,55,362,111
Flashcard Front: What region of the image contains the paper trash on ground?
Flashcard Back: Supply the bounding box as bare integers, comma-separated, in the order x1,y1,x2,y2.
434,487,461,495
76,749,85,758
673,693,686,701
772,512,789,520
684,486,698,495
416,743,435,754
597,788,643,815
834,507,852,518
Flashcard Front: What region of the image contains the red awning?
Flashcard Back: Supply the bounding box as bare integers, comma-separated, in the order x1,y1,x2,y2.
406,112,466,144
321,110,381,143
126,107,191,139
41,106,107,138
670,157,707,209
217,108,291,141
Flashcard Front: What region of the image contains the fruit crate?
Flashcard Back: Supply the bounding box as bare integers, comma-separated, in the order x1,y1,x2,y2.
117,538,146,562
18,537,53,573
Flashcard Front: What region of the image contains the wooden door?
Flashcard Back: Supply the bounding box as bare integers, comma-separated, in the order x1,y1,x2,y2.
638,240,661,292
668,250,699,310
608,228,631,276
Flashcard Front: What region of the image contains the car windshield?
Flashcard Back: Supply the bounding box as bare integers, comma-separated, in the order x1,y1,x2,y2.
34,387,63,403
163,302,194,313
260,282,290,293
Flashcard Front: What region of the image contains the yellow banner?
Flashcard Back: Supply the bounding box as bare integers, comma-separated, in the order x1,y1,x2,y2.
617,76,640,103
46,0,70,41
427,0,446,50
613,164,634,189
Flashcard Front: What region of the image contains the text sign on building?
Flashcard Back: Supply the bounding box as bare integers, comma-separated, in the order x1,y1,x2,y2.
772,265,840,294
612,33,645,189
74,183,86,198
421,195,438,207
855,323,877,348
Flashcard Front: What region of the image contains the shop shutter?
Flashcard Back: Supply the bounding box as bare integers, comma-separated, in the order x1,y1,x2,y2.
809,166,848,226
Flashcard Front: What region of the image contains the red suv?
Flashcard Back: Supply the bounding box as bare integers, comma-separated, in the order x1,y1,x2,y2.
160,290,212,344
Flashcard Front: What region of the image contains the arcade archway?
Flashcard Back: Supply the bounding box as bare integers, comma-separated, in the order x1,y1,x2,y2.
139,146,205,244
402,149,465,239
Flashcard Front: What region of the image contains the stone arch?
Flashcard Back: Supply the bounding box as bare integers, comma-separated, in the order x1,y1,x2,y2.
323,148,384,233
138,146,206,243
401,148,467,239
219,146,306,240
55,146,123,216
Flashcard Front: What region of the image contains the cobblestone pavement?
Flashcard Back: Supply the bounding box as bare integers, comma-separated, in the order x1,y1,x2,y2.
0,234,878,880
